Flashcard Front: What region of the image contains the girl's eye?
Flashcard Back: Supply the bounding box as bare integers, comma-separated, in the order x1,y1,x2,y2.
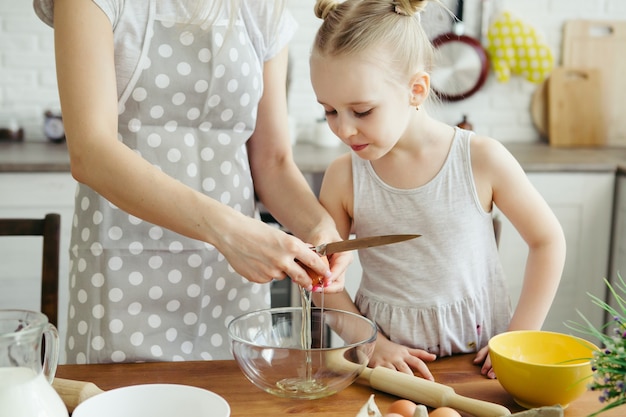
355,109,372,118
324,109,337,117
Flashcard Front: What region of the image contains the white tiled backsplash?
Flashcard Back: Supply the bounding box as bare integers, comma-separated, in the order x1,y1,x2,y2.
1,0,625,143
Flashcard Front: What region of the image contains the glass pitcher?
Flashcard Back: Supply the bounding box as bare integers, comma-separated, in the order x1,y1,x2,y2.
0,309,68,417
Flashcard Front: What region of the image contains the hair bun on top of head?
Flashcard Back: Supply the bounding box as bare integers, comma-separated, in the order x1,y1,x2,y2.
314,0,429,20
314,0,340,20
394,0,429,16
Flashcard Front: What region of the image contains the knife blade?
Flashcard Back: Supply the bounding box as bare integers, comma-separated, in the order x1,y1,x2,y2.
313,234,421,256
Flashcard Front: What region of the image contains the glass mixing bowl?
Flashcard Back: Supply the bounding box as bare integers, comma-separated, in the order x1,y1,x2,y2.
228,307,377,400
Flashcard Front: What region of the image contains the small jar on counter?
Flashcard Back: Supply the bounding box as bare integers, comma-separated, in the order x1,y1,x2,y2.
0,117,24,142
44,111,66,143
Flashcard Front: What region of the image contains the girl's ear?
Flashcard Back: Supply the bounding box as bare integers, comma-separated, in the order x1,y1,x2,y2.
409,71,430,107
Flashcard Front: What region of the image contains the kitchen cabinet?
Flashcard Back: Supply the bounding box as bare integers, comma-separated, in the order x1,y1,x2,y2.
609,174,626,312
0,172,76,362
495,172,614,339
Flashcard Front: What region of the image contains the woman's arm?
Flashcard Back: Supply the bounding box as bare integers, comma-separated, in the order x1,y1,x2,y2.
52,0,330,288
248,51,353,289
316,153,436,378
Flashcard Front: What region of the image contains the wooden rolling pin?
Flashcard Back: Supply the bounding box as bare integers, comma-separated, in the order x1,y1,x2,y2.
326,349,511,417
52,377,104,413
358,366,511,417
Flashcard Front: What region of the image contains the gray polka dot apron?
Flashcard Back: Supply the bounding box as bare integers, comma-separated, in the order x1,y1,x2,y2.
65,3,269,364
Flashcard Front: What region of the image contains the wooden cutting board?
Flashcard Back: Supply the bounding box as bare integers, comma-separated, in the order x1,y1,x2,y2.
530,77,548,140
563,20,626,146
548,67,605,147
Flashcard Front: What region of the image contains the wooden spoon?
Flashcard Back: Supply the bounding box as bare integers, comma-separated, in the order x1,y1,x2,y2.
52,377,105,413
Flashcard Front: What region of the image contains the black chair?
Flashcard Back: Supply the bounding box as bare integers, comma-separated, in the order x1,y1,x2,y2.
0,213,61,327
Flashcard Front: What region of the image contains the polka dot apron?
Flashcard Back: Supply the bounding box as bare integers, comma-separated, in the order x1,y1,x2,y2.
65,2,270,364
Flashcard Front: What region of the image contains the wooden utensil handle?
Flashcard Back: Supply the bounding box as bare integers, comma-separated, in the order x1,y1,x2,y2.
365,367,511,417
52,377,104,412
447,393,512,417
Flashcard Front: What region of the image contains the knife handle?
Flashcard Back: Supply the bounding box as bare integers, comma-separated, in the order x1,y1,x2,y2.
364,367,511,417
310,244,326,256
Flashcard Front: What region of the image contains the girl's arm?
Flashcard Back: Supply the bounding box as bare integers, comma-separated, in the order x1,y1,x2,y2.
471,136,566,330
314,154,436,378
312,154,357,300
52,0,331,288
472,135,564,378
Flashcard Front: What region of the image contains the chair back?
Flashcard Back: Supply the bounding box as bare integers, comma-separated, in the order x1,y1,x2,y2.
0,213,61,327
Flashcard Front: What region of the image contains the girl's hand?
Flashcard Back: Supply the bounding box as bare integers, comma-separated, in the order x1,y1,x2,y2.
302,226,353,293
368,334,436,380
473,345,496,379
315,250,351,293
298,241,352,293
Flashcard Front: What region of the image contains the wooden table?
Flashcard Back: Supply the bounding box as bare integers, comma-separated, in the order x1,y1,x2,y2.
56,354,621,417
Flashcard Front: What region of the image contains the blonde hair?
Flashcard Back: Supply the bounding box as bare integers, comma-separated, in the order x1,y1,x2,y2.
312,0,434,79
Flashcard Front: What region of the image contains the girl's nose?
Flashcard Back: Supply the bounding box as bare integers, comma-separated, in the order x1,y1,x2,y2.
334,116,357,140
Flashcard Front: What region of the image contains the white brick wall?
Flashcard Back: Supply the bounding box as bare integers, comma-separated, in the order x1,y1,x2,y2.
288,0,626,143
1,0,625,143
0,0,57,141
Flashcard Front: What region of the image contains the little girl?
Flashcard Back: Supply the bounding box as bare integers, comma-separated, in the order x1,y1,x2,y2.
310,0,565,380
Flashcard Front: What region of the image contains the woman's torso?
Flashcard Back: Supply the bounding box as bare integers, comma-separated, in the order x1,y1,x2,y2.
34,0,296,364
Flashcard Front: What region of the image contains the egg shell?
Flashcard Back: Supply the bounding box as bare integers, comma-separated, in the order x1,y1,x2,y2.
305,255,329,287
429,406,462,417
386,399,418,417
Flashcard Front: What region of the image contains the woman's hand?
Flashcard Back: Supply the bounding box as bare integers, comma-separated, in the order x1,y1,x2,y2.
214,212,331,290
368,334,436,381
473,345,496,379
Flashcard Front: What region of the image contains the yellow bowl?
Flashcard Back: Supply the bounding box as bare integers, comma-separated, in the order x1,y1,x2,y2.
489,330,598,409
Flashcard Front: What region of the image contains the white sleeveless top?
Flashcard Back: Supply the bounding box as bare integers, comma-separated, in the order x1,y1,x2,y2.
352,128,511,356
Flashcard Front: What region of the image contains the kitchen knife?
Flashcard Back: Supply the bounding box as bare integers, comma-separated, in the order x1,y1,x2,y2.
312,234,420,256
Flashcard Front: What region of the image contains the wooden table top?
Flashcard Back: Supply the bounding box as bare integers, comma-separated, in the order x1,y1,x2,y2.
55,354,621,417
